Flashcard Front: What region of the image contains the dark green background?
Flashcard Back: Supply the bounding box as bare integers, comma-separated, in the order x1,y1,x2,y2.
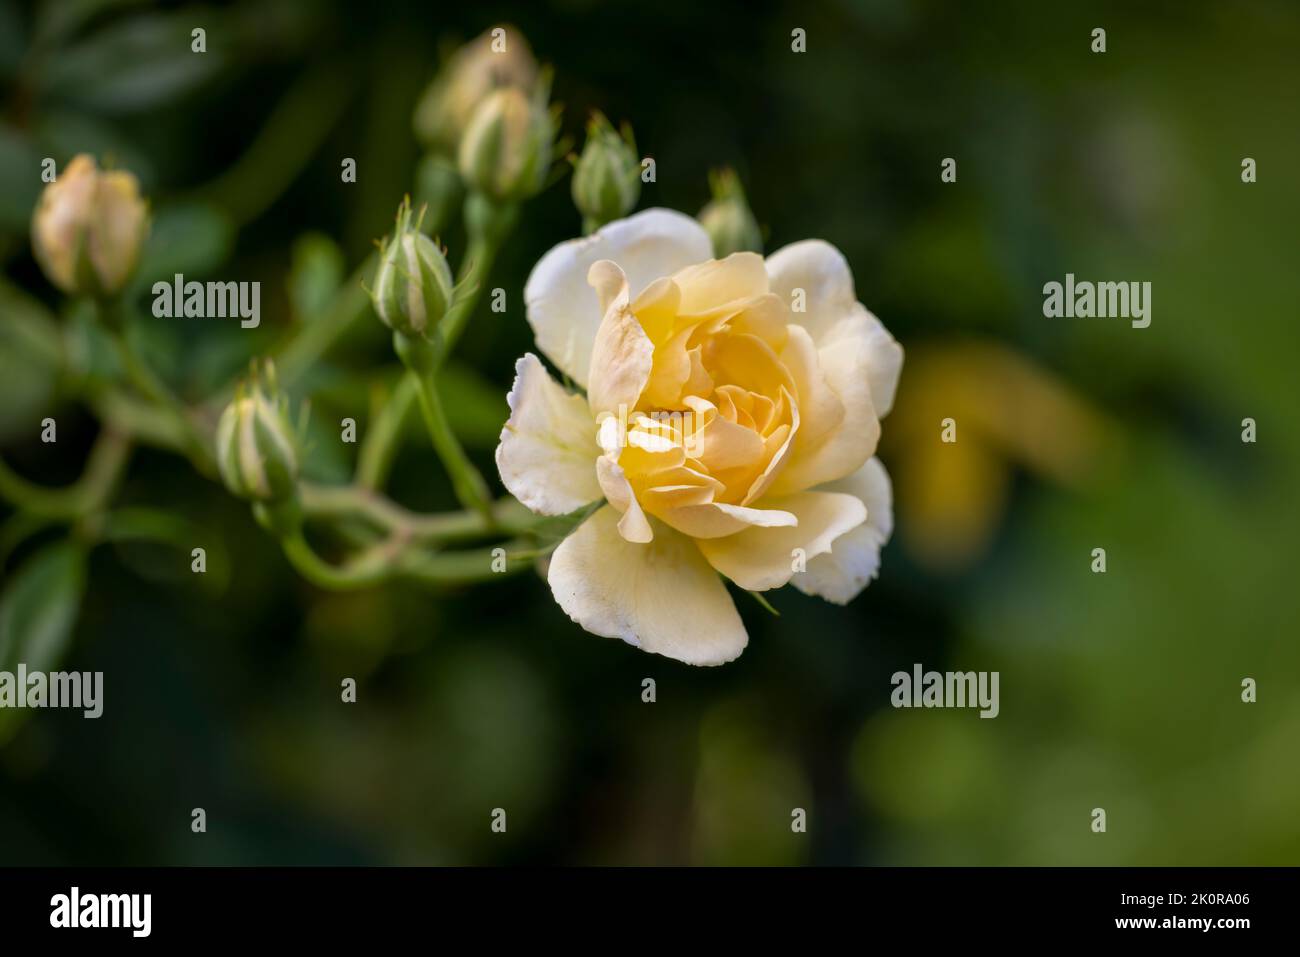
1,0,1297,864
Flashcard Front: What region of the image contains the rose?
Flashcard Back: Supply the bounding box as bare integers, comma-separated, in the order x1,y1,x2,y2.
496,209,903,665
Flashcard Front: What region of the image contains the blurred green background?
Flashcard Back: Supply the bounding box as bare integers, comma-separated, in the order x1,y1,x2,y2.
1,0,1297,864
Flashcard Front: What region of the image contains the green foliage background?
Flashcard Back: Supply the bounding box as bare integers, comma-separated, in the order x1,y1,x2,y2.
1,0,1297,864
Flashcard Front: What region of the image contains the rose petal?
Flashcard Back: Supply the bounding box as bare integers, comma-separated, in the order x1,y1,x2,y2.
671,251,769,314
495,353,602,515
523,209,713,387
547,506,748,665
695,490,867,591
765,239,903,416
658,500,798,539
768,323,880,495
792,457,893,604
584,260,656,418
596,455,654,543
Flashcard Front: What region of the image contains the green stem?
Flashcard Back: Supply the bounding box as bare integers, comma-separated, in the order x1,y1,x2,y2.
299,481,538,543
363,194,519,531
355,373,417,490
408,366,495,523
432,233,494,366
97,298,214,474
279,531,399,590
271,254,376,392
398,539,538,585
0,429,132,519
89,387,189,451
393,333,495,526
0,512,59,565
432,193,518,368
280,530,540,590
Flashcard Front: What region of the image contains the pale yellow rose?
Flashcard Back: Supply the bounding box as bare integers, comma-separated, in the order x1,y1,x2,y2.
497,209,903,665
30,153,149,297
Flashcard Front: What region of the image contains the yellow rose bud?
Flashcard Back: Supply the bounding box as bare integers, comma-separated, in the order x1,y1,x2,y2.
215,363,299,503
457,83,555,203
697,168,762,258
413,25,538,153
30,154,150,297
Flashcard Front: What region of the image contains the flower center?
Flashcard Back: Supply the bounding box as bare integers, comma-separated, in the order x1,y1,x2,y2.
615,259,799,511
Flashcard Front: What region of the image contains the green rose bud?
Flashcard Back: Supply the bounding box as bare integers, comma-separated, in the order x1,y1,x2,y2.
571,112,640,233
698,168,762,258
371,198,456,338
412,26,538,155
216,362,299,503
457,79,556,203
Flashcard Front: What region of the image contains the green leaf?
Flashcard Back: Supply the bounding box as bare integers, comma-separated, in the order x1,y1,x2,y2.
0,1,25,78
0,541,87,742
36,11,227,114
0,541,87,672
0,514,59,567
288,232,345,323
30,0,149,52
0,123,42,232
0,281,64,443
130,202,236,292
102,507,229,591
35,109,155,186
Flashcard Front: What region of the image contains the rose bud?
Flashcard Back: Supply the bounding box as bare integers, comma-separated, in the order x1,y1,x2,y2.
371,198,457,338
457,82,556,203
413,25,538,154
31,153,150,298
571,112,641,234
216,362,300,503
697,168,762,258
